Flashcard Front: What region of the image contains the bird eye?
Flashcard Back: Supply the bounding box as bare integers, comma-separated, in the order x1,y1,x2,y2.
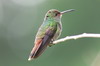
55,13,58,16
55,12,60,16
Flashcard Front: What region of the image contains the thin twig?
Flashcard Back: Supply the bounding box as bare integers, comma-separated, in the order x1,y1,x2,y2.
53,33,100,44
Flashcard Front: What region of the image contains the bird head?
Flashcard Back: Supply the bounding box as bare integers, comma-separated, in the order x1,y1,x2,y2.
44,9,75,21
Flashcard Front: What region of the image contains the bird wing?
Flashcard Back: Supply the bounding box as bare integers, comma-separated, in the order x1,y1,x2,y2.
29,21,57,59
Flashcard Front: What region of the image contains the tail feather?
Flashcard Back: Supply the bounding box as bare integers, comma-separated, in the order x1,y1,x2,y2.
28,39,42,59
34,35,52,58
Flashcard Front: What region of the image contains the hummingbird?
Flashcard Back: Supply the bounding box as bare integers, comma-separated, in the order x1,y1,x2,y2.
28,9,75,61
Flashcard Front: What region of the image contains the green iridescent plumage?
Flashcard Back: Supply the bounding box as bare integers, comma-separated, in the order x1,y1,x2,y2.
28,9,75,61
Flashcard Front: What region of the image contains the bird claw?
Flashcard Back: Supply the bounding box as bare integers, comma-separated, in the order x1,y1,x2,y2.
48,44,55,47
48,40,55,47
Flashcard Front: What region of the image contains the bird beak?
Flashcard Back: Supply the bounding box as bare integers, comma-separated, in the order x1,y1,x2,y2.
61,9,75,14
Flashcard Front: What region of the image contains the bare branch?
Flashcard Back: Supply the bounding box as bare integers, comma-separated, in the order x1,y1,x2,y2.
53,33,100,44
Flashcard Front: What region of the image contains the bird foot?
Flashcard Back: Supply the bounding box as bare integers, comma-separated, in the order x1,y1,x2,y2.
48,40,55,47
48,44,55,47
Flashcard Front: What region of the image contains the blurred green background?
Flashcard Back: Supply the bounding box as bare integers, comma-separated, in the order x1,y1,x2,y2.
0,0,100,66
